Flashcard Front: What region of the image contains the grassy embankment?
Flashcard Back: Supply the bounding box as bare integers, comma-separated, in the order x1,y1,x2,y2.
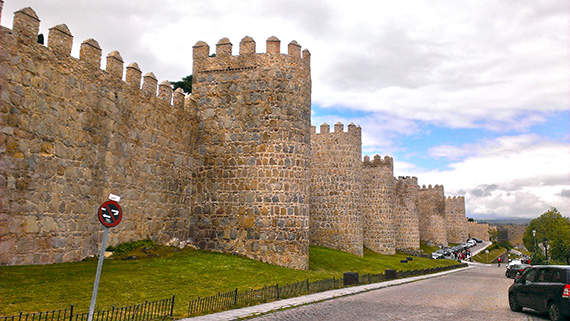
0,242,459,318
472,242,508,264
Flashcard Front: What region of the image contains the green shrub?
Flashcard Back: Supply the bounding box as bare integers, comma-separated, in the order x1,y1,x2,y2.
106,239,156,254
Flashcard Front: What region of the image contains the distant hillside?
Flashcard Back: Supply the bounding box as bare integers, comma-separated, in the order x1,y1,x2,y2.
476,218,531,225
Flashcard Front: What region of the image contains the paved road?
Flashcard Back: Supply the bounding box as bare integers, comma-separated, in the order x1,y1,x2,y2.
470,240,492,256
249,265,549,321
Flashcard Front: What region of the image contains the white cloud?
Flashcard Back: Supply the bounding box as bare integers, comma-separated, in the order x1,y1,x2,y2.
2,0,568,220
4,0,567,129
415,135,570,218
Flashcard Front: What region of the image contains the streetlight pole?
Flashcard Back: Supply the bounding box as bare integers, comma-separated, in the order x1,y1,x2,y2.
542,237,548,264
532,230,536,260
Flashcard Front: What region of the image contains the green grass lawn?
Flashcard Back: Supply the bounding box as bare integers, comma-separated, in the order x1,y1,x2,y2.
419,241,440,254
473,247,507,264
0,244,459,318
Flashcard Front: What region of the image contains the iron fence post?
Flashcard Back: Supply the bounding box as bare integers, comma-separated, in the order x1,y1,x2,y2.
276,283,280,299
70,305,74,321
234,289,238,306
306,279,310,293
170,295,175,317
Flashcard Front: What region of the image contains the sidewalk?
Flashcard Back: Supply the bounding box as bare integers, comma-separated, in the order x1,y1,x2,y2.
180,265,474,321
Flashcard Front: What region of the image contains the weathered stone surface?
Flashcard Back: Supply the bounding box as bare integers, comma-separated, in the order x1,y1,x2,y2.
362,155,396,254
446,196,468,243
468,221,490,241
418,185,448,247
0,6,481,269
189,36,311,269
310,122,363,256
0,9,195,266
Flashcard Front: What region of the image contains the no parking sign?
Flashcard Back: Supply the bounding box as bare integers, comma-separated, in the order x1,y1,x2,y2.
89,196,123,321
97,200,122,228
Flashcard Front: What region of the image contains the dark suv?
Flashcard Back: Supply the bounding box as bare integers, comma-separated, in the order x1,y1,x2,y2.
508,265,570,321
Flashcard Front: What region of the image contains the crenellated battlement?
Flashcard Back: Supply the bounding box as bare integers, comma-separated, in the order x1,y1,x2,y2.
419,184,444,192
192,36,310,76
5,7,194,113
398,176,419,185
312,122,361,136
363,154,393,169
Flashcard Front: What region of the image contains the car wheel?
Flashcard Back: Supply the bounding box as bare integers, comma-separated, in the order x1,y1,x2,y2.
509,293,522,312
548,301,564,321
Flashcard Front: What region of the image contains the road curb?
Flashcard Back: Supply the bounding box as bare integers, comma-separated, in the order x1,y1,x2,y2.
181,265,474,321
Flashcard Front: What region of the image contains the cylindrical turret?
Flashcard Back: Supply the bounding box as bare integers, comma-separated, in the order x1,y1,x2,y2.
189,37,311,269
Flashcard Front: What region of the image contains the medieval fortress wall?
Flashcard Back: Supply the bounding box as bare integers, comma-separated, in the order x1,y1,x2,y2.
1,7,487,268
189,36,312,269
310,123,363,256
0,8,196,265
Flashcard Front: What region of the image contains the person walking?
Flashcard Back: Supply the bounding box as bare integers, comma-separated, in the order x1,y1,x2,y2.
497,257,501,267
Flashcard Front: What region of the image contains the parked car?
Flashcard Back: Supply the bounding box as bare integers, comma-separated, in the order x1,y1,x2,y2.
505,263,531,279
507,259,523,269
431,249,455,260
508,265,570,321
431,250,444,259
473,237,483,243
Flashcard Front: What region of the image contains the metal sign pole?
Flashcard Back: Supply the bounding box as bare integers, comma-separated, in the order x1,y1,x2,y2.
87,226,110,321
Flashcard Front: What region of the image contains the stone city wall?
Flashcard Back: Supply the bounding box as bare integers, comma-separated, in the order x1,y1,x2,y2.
1,5,472,268
309,122,363,256
362,155,396,254
394,176,420,251
418,184,448,247
189,36,312,269
467,221,490,241
445,196,468,243
0,8,195,265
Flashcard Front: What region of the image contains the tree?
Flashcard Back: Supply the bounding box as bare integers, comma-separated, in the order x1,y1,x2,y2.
523,207,570,264
170,74,192,94
549,223,570,264
488,228,499,243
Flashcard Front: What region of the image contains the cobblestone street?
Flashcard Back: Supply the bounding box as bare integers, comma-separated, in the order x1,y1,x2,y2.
249,265,549,321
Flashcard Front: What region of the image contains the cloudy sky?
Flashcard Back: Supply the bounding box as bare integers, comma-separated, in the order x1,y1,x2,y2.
2,0,569,220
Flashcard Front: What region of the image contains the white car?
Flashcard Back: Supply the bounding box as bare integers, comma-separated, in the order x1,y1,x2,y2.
466,240,477,247
506,259,522,269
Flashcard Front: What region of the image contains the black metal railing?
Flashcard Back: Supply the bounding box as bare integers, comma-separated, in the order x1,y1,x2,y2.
2,296,175,321
1,307,75,321
188,277,343,316
188,263,468,316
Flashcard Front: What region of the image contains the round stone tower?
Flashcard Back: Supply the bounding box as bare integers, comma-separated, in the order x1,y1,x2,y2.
189,36,311,269
309,122,363,256
418,184,448,247
362,155,396,255
395,176,420,251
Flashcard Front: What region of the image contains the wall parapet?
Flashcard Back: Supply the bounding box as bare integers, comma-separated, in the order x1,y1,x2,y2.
192,36,310,75
312,122,361,137
4,6,196,112
363,154,393,169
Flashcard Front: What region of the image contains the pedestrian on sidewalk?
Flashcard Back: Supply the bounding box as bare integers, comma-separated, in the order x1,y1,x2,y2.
497,257,501,267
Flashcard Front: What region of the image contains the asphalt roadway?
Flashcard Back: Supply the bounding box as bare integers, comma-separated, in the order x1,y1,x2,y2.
182,263,550,321
248,264,549,321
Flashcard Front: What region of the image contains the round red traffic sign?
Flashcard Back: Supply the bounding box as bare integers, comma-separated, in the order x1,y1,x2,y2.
98,200,122,228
